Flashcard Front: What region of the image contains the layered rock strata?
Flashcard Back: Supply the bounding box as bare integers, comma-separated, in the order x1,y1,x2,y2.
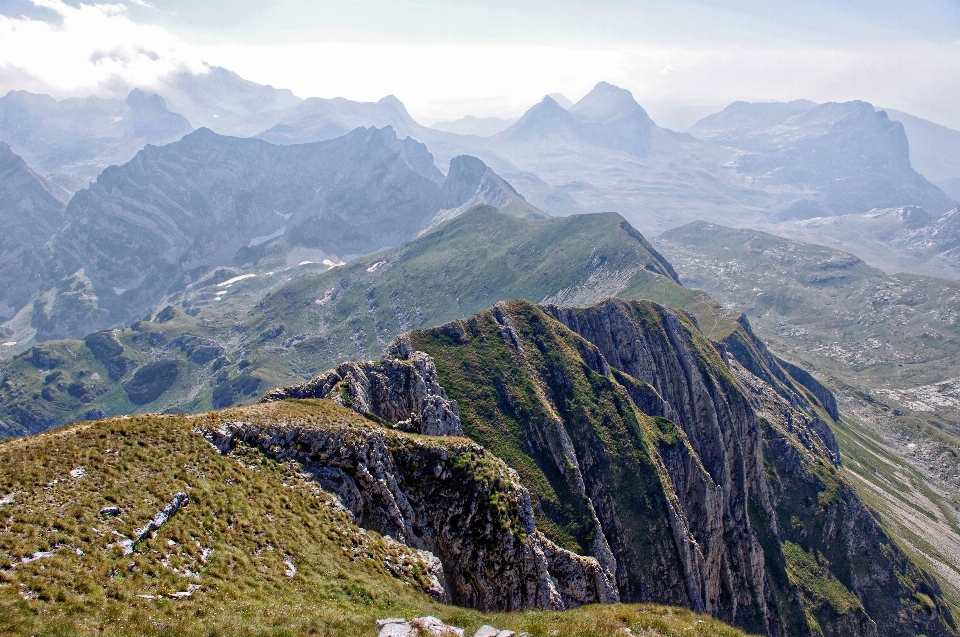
261,349,462,436
404,298,955,637
203,413,617,610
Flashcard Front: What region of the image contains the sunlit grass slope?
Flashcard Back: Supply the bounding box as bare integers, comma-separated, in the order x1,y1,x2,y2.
0,398,753,637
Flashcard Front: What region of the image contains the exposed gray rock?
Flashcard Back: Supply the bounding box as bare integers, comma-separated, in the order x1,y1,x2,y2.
39,126,444,338
203,416,617,610
0,143,65,323
404,298,954,636
99,506,121,517
262,349,463,437
377,617,464,637
133,492,188,542
423,155,547,231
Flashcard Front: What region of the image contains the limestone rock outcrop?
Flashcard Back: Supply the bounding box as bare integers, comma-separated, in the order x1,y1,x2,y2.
261,348,462,436
404,298,955,637
202,414,617,610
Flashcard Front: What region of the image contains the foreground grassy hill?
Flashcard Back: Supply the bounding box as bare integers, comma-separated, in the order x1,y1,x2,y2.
0,398,753,637
657,221,960,611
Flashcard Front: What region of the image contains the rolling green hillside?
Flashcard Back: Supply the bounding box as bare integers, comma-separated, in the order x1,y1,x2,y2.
0,206,698,438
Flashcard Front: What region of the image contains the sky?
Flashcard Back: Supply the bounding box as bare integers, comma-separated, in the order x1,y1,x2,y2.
1,0,959,129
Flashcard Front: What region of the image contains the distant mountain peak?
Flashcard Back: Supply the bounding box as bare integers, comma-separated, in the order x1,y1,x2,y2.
570,82,650,124
423,155,546,230
547,92,573,109
378,94,406,110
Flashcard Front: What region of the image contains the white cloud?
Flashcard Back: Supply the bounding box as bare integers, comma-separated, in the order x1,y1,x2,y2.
0,0,200,98
1,0,959,130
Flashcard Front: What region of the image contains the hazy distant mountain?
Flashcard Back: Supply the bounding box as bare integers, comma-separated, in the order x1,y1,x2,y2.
255,94,422,144
686,100,817,142
0,89,192,192
152,64,301,137
28,126,443,338
690,100,956,218
884,109,960,200
766,205,960,279
546,92,573,109
424,155,547,229
0,144,65,322
430,115,516,137
8,125,540,341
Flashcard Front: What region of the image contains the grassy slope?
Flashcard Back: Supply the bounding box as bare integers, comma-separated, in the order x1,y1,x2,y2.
2,206,703,438
0,399,753,637
656,221,960,610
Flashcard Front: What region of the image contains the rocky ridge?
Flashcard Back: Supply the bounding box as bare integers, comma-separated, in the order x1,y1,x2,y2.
18,127,535,341
261,349,464,437
396,298,953,636
204,393,617,610
259,296,955,635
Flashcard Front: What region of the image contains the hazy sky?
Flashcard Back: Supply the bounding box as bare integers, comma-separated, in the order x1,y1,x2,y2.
2,0,959,129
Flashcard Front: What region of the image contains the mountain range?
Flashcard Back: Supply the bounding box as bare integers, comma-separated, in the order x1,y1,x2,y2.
0,88,192,192
6,67,960,278
4,64,960,637
0,206,675,435
0,127,541,344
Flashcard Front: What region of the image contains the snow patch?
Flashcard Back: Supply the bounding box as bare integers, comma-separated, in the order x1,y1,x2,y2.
247,226,286,247
216,274,256,288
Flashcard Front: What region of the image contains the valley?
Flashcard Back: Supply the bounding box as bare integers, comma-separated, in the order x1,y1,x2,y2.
656,223,960,609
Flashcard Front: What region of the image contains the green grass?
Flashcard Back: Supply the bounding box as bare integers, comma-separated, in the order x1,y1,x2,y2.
781,541,863,616
1,207,688,439
0,399,755,637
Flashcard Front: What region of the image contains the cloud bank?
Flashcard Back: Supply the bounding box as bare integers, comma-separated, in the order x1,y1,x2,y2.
1,0,959,130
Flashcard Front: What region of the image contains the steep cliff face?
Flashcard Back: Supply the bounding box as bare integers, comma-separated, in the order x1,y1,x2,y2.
202,404,617,610
0,144,65,320
394,298,956,636
261,349,463,437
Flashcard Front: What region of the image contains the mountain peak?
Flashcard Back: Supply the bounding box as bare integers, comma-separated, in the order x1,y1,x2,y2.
570,82,650,123
547,92,573,109
378,94,406,111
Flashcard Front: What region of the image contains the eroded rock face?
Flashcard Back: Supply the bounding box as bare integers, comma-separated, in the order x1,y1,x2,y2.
202,416,616,610
251,296,954,635
261,348,462,436
407,298,955,637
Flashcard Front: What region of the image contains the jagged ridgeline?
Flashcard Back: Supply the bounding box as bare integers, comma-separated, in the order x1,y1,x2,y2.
0,300,955,635
0,206,696,438
0,399,758,637
262,298,955,636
